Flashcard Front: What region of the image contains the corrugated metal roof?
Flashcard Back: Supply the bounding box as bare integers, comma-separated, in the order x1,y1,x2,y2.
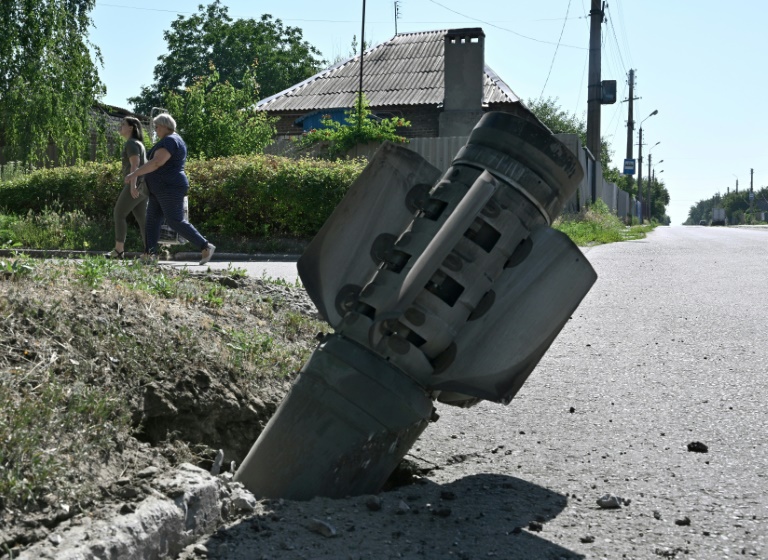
257,29,521,112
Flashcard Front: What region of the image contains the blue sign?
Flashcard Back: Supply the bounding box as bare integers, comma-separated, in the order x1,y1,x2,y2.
623,159,636,175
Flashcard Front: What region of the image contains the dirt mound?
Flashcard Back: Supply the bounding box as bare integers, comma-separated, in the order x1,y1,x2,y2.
0,256,324,556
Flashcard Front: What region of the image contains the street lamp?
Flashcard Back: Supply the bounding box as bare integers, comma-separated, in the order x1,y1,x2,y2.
637,110,658,222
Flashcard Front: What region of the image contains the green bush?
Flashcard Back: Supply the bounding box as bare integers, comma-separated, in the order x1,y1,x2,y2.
554,199,645,245
0,154,367,240
292,94,410,159
191,155,366,238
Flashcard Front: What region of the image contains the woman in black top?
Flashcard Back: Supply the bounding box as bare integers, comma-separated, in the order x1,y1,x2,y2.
125,113,215,265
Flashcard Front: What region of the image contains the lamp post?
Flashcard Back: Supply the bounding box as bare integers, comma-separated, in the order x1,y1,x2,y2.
636,110,658,222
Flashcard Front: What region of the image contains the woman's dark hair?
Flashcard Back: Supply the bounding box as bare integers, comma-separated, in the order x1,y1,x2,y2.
123,117,144,142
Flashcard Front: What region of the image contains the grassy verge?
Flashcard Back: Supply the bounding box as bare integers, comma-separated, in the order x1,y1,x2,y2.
0,198,657,257
554,200,657,245
0,206,308,255
0,254,325,514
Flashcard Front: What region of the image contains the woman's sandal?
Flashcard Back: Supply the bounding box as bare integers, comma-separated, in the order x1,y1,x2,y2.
106,249,124,260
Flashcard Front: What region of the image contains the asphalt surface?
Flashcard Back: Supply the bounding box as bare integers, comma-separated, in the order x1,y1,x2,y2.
18,226,768,559
162,258,301,285
178,225,768,560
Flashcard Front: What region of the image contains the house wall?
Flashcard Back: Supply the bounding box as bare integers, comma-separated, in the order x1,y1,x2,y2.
271,105,443,138
270,103,524,140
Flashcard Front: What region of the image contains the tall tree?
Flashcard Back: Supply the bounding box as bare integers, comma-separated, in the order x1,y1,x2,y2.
649,178,670,222
528,97,671,219
164,64,276,159
0,0,105,164
129,1,325,115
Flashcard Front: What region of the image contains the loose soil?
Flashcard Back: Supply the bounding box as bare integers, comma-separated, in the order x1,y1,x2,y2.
0,257,322,556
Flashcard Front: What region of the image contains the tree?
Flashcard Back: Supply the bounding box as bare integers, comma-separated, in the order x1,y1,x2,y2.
129,1,325,115
526,97,611,171
327,35,373,67
527,97,671,215
649,177,670,222
292,93,410,159
686,186,768,225
0,0,105,164
164,64,276,159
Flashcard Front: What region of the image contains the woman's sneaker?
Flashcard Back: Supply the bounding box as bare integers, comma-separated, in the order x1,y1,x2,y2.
200,243,216,265
106,249,124,260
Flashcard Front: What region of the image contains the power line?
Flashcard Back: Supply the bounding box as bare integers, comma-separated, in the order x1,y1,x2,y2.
573,49,589,115
538,0,574,100
605,5,628,75
426,0,587,49
610,0,634,69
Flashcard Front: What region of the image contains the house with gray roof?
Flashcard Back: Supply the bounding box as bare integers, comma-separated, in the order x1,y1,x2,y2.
256,28,537,139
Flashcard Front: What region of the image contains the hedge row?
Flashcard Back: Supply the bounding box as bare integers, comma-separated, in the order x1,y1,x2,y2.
0,155,368,239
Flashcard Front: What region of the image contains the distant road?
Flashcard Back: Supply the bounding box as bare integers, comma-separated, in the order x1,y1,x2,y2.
163,259,300,285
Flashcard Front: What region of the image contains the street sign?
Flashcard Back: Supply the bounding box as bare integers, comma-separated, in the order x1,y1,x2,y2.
601,80,617,104
623,159,636,175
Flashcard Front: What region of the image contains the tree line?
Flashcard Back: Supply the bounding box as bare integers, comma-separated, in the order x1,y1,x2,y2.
686,187,768,225
0,0,669,221
0,0,324,163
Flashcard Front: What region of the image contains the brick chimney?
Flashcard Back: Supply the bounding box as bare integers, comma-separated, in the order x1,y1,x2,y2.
439,28,486,137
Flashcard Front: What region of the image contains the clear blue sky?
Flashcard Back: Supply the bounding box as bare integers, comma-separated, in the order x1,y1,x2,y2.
90,0,768,226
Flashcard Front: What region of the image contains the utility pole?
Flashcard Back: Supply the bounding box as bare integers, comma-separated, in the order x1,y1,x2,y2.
586,0,605,204
751,168,754,191
358,0,366,133
625,69,635,160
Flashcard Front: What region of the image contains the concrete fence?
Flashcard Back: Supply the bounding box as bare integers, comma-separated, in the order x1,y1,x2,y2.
265,132,637,222
407,133,637,222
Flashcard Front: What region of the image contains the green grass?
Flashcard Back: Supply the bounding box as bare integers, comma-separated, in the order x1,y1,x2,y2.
0,206,308,255
0,194,657,256
554,200,657,245
0,367,132,510
0,205,115,252
0,257,327,512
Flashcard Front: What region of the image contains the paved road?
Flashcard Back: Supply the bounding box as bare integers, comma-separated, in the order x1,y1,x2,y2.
174,225,768,560
163,258,300,285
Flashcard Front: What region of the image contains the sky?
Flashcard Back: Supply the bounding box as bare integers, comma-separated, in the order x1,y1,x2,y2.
89,0,768,226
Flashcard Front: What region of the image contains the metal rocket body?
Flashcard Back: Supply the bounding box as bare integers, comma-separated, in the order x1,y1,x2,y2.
235,112,597,499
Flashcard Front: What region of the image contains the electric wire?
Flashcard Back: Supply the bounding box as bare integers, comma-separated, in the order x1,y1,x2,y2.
572,0,590,113
426,0,587,49
538,0,574,100
611,0,634,69
605,5,628,76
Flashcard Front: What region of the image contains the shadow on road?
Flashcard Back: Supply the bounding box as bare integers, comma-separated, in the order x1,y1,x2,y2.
197,472,582,559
